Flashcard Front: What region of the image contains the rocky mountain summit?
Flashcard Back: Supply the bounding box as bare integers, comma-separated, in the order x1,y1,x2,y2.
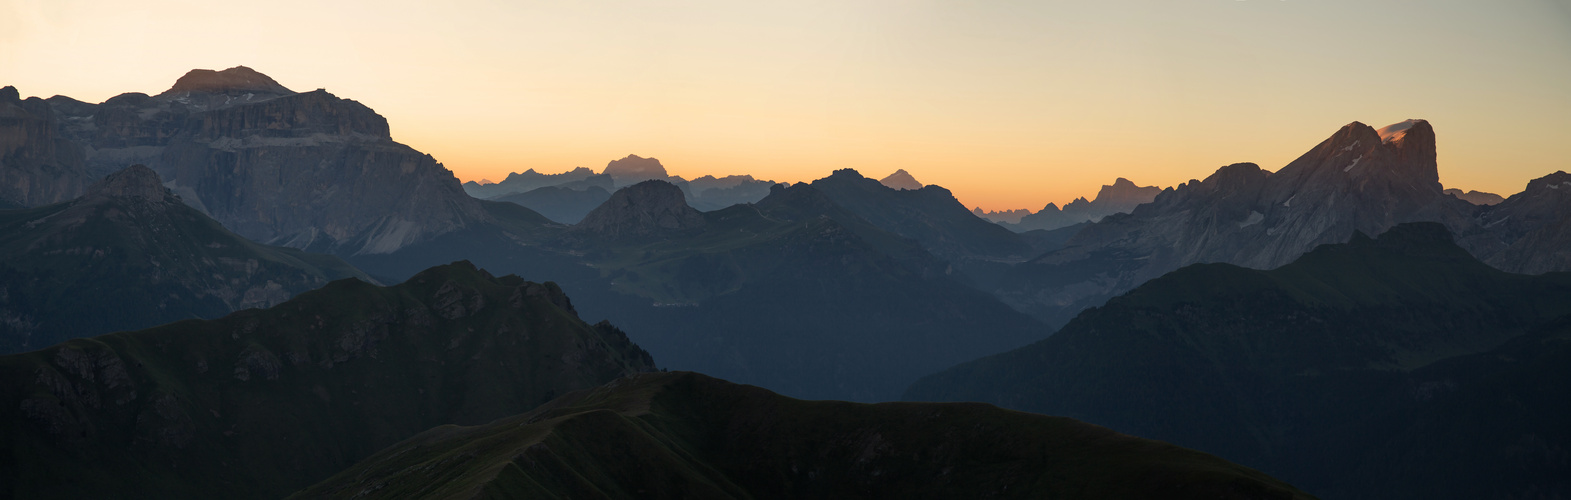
572,180,706,238
1475,170,1571,274
2,67,489,256
603,154,672,185
0,165,368,354
878,168,923,190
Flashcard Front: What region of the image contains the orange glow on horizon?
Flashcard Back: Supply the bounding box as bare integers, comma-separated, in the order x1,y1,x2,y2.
4,0,1568,211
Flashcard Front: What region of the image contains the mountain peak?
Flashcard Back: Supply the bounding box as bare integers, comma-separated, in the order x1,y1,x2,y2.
160,66,294,96
1377,119,1427,144
603,154,669,180
1524,170,1571,193
879,169,923,190
85,165,172,200
0,86,18,102
574,180,705,237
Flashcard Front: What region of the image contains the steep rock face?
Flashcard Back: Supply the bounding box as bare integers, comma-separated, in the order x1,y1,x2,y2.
878,168,923,190
299,372,1315,500
4,67,489,255
158,88,486,255
1009,177,1161,231
1478,171,1571,274
989,120,1480,327
573,180,705,238
0,86,89,207
0,262,656,500
0,165,370,354
1444,188,1504,206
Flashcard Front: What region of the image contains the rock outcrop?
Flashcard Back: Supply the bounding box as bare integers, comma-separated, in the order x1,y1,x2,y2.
1476,171,1571,274
573,180,706,238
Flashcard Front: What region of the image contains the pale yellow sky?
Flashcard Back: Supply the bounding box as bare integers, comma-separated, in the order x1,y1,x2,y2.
4,0,1569,210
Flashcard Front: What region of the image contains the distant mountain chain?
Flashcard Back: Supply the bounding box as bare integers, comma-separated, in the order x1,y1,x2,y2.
6,66,1571,499
462,154,781,216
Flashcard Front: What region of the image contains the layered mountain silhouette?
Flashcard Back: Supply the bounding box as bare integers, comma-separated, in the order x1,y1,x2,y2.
810,168,1031,262
977,119,1569,327
907,223,1571,499
0,262,655,499
0,165,368,354
972,207,1031,224
5,67,490,256
492,185,611,224
1004,177,1161,232
298,372,1314,500
463,156,778,212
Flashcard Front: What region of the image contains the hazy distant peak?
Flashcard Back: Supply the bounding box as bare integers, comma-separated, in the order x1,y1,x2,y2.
1443,188,1505,206
603,154,669,180
160,66,294,96
85,164,171,200
1377,119,1427,144
475,178,496,185
879,169,923,190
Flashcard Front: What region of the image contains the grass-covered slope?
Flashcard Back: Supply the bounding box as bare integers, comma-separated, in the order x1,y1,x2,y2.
0,165,371,354
905,222,1571,498
0,262,654,499
296,371,1316,500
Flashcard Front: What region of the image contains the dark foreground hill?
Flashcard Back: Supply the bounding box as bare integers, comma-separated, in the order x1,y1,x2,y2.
296,371,1316,500
906,223,1571,498
0,262,654,499
0,165,368,354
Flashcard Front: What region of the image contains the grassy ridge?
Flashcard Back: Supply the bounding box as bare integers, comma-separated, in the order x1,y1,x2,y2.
297,372,1316,500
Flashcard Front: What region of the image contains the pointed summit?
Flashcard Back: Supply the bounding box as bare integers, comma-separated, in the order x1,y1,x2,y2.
879,169,923,190
159,66,294,97
84,164,172,201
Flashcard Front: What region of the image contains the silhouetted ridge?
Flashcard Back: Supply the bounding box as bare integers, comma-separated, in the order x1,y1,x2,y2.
160,66,294,96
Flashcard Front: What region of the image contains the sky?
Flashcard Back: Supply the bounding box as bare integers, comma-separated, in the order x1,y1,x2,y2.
3,0,1569,211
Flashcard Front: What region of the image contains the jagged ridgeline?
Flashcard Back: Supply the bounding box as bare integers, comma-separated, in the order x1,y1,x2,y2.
0,262,654,499
0,165,370,354
907,223,1571,499
296,372,1316,500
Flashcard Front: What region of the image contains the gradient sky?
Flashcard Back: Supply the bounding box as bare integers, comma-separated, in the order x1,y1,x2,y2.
4,0,1569,211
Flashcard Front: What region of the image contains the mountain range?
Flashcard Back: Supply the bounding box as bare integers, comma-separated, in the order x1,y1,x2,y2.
1000,177,1161,232
975,120,1571,327
0,262,655,499
0,165,368,354
907,222,1571,499
465,154,780,213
